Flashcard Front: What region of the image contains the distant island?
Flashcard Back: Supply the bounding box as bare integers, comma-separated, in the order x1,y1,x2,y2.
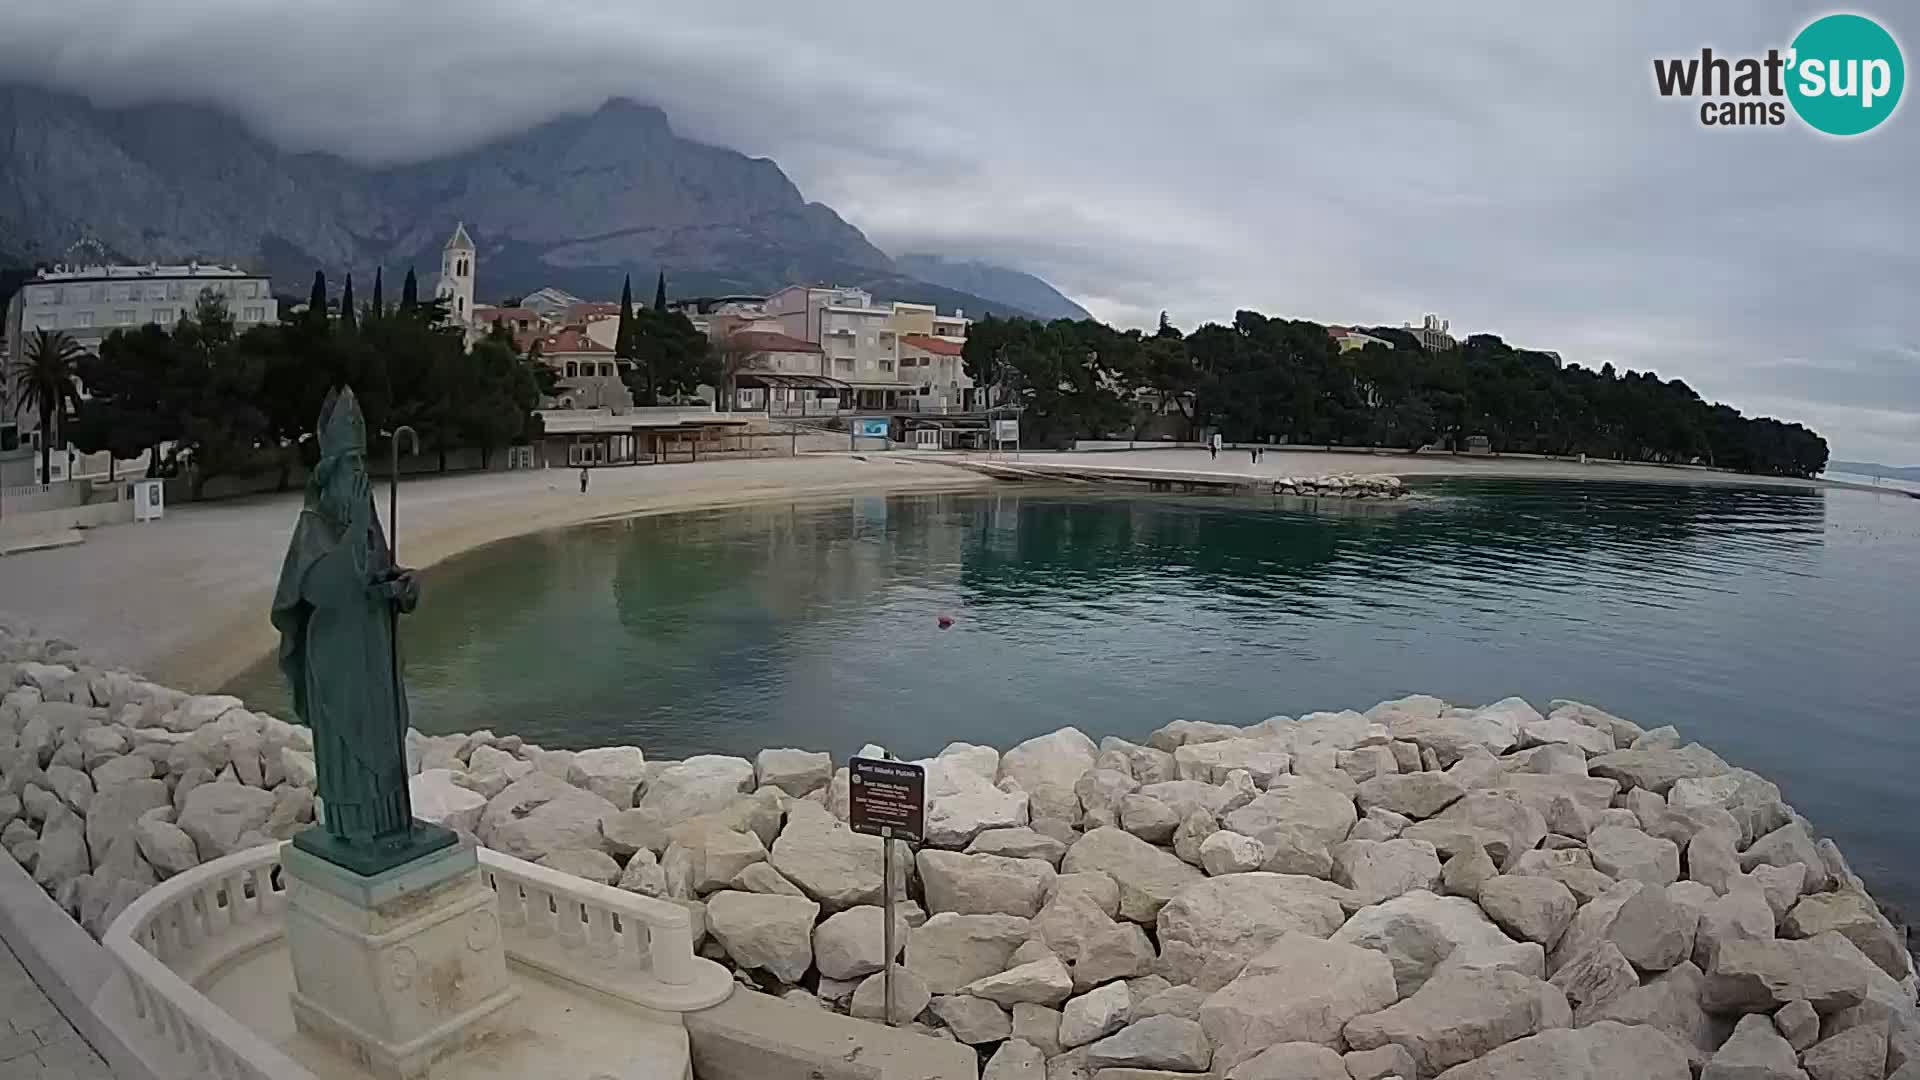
1827,460,1920,482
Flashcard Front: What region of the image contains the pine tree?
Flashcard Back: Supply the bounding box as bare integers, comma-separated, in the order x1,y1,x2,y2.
339,273,357,333
616,275,636,360
370,267,385,318
308,270,327,324
653,269,667,312
401,268,418,312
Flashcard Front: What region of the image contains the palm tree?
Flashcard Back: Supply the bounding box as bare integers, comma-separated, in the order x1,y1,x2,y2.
9,329,87,483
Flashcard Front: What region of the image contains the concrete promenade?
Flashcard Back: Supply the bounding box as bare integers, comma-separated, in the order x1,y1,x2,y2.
0,454,984,692
0,938,108,1080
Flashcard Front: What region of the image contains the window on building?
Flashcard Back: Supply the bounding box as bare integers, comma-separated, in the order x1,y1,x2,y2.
880,360,893,372
565,362,578,378
167,282,184,300
30,314,57,330
457,297,465,313
71,311,93,328
114,309,135,325
149,284,167,301
32,287,54,305
0,421,16,452
242,306,266,322
154,309,175,325
90,285,107,303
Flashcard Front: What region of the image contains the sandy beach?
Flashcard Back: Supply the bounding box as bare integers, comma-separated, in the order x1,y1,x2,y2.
0,453,986,691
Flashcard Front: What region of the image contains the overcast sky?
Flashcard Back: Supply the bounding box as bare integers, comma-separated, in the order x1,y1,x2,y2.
3,1,1916,463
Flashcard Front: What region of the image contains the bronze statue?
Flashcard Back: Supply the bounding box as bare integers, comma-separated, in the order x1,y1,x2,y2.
273,386,454,875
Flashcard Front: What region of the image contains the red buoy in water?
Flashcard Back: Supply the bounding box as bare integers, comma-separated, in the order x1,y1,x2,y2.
937,614,955,629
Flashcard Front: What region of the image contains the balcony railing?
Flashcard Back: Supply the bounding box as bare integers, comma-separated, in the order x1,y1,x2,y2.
103,842,733,1078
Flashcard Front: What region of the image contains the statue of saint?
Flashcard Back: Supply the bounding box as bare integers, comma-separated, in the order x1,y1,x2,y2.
273,386,453,874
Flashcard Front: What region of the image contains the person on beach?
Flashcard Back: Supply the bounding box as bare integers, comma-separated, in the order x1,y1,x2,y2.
579,466,589,494
1210,433,1220,460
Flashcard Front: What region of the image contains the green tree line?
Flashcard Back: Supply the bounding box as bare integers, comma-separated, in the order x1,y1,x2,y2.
63,270,555,497
962,311,1828,478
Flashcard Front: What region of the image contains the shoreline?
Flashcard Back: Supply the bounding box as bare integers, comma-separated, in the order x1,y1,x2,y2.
2,618,1915,1076
2,448,1902,695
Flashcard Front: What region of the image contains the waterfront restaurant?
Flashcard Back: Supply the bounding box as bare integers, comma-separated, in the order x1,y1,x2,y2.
534,405,763,467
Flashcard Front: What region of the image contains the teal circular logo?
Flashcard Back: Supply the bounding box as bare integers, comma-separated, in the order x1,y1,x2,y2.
1787,14,1904,135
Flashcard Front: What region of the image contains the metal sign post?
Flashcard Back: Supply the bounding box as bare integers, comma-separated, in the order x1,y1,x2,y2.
848,756,926,1027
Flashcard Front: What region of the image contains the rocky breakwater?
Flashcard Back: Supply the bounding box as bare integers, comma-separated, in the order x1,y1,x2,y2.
3,618,1918,1080
1273,474,1408,499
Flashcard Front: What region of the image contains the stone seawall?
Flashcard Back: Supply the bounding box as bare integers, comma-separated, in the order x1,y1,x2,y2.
2,615,1916,1079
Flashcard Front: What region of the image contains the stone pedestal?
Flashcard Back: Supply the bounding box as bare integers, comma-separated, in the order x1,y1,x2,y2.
283,840,519,1079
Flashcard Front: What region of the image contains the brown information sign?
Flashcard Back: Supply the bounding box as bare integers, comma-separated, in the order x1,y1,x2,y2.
848,757,926,843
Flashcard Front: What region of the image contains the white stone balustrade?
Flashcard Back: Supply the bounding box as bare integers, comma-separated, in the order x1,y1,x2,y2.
101,841,733,1078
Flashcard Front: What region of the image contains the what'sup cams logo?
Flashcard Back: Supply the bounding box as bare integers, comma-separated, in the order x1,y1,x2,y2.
1654,13,1904,135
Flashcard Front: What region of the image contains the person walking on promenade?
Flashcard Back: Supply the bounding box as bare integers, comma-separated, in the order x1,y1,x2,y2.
579,466,589,494
1209,433,1220,461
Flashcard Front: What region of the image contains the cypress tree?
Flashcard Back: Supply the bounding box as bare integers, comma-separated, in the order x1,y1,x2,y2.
370,267,384,318
308,270,327,324
401,268,418,312
339,273,357,332
616,275,636,359
653,269,667,312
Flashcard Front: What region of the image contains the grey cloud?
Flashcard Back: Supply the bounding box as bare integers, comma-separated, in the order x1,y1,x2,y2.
0,0,1915,461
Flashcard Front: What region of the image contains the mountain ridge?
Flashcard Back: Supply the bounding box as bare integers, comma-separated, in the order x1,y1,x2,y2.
0,86,1083,320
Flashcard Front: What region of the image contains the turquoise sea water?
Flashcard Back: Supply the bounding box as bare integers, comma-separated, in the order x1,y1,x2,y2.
228,479,1920,913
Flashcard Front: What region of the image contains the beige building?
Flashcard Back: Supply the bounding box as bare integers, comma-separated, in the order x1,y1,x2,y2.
764,285,903,409
1405,313,1456,351
2,261,276,476
435,222,477,328
538,326,632,411
898,334,975,413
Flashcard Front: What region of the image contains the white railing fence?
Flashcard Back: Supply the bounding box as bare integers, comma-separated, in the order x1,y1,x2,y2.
102,841,732,1078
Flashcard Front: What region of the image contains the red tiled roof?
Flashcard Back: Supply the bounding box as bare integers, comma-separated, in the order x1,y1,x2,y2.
539,327,611,353
901,334,964,356
725,330,821,354
563,302,622,322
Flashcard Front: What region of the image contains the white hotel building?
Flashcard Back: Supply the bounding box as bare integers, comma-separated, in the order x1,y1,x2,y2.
2,262,277,475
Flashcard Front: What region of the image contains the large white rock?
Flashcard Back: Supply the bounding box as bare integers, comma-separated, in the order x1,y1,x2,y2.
918,849,1056,918
1331,889,1522,997
665,823,768,895
1401,790,1547,870
1587,825,1681,887
1059,982,1133,1049
964,955,1075,1007
924,772,1030,849
1588,745,1729,796
1199,830,1266,876
1477,875,1577,948
566,746,648,807
31,805,90,890
1701,933,1871,1015
1225,778,1357,852
133,813,199,878
1783,889,1910,981
84,778,170,864
1061,827,1205,923
635,755,755,820
813,905,907,981
1173,739,1290,786
906,912,1032,993
706,890,819,984
850,968,932,1023
1232,1041,1351,1080
1700,1012,1807,1080
1198,932,1397,1070
999,728,1098,824
1739,822,1832,892
1607,882,1694,973
461,745,531,798
1074,768,1139,828
1030,888,1157,991
768,800,900,912
1386,708,1519,765
1343,965,1572,1078
1585,961,1722,1073
1147,719,1245,753
968,827,1068,866
1432,1020,1691,1080
409,769,486,835
1083,1015,1211,1072
1518,716,1614,756
1157,873,1350,990
929,994,1012,1044
176,781,276,861
478,773,618,860
754,748,832,796
1355,774,1466,820
1332,838,1442,906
